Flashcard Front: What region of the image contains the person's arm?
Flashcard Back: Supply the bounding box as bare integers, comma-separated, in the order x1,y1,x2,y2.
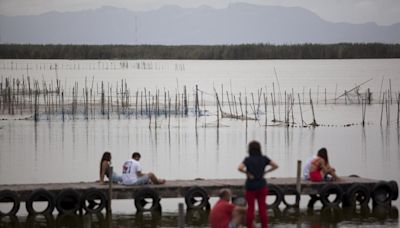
136,162,144,177
99,161,108,184
238,163,254,179
264,160,278,174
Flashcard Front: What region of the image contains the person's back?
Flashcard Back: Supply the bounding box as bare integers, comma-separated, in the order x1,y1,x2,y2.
209,198,235,228
121,158,140,185
303,156,317,180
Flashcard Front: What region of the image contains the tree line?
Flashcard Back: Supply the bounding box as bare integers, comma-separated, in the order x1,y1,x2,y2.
0,43,399,59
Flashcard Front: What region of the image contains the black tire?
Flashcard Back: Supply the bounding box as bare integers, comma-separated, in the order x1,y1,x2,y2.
26,189,55,215
0,190,20,216
372,181,393,207
184,187,209,210
267,184,283,209
134,187,161,212
56,188,81,214
319,183,343,207
81,188,107,214
282,188,300,208
389,180,398,201
343,183,371,208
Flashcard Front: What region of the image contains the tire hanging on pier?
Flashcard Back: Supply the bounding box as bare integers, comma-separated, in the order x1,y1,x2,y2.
372,181,393,206
343,183,371,208
81,188,107,213
184,186,209,210
266,184,283,209
134,187,161,212
55,188,81,214
282,188,300,208
389,180,398,201
26,188,55,215
0,190,20,216
319,183,343,207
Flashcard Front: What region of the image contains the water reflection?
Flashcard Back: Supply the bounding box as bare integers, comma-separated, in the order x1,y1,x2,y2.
1,206,397,227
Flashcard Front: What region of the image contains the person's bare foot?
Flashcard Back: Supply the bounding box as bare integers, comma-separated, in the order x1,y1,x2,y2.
158,179,166,184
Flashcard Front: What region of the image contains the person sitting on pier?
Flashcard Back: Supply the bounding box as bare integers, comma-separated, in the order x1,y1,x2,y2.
308,148,339,182
238,140,279,228
99,151,122,184
121,152,166,185
209,188,246,228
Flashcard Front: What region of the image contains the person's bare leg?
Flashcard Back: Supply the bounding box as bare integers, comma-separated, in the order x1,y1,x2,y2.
148,172,166,184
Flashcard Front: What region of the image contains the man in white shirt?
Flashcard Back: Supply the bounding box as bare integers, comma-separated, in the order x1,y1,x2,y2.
121,152,166,185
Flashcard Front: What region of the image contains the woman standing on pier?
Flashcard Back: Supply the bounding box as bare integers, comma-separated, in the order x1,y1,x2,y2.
238,141,279,228
99,152,122,184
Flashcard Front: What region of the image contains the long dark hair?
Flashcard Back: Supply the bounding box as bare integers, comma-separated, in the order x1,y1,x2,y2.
100,152,111,176
317,148,329,164
248,140,262,156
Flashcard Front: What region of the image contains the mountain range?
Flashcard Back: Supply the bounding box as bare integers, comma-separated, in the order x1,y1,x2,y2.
0,3,399,45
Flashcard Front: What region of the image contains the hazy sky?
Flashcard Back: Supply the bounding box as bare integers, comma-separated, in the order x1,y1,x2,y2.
1,0,400,25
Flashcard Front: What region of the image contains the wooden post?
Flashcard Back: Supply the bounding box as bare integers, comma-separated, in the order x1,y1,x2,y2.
296,160,302,196
108,166,113,214
271,93,276,122
226,91,232,116
178,203,184,228
263,93,267,128
397,93,400,127
380,92,385,126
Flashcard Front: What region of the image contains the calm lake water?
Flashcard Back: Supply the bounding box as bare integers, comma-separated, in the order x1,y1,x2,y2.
0,59,399,227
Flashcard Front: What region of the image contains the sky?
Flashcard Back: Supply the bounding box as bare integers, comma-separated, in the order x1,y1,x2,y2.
0,0,400,25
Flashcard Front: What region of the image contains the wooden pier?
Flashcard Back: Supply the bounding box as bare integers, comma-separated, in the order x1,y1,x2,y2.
0,177,398,216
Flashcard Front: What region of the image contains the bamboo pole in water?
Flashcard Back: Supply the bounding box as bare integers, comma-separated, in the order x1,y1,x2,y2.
239,95,244,118
245,95,248,130
298,93,305,126
389,79,392,104
136,90,138,119
334,84,337,105
61,91,64,121
168,96,171,129
226,91,232,116
216,92,220,129
386,91,390,126
397,93,400,127
380,92,385,126
309,89,318,127
271,93,276,122
263,93,267,128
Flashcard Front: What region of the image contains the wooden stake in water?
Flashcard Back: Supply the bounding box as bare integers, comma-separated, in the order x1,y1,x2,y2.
397,93,400,127
296,160,302,196
298,93,305,126
178,203,184,228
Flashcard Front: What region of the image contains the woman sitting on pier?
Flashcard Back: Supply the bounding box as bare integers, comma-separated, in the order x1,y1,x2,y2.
99,152,122,184
238,140,279,228
307,148,339,182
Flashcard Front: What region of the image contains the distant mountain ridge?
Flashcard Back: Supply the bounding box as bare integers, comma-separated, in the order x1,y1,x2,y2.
0,3,399,44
